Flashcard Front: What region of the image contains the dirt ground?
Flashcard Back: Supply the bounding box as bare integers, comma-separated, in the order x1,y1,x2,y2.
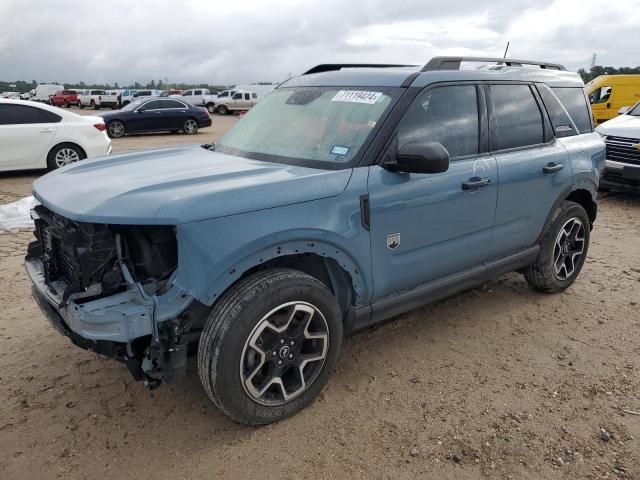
1,115,639,479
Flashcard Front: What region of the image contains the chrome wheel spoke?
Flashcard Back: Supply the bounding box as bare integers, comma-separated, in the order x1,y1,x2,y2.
240,301,329,406
552,217,586,280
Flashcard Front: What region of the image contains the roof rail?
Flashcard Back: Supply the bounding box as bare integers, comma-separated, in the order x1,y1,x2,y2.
303,64,417,75
422,56,566,72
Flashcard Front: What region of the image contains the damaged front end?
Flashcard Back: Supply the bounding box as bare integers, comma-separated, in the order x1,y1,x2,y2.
25,205,205,388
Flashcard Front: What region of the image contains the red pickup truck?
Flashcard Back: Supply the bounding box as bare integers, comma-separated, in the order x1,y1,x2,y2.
49,90,80,107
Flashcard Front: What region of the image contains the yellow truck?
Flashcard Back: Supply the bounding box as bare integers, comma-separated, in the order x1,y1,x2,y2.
586,75,640,124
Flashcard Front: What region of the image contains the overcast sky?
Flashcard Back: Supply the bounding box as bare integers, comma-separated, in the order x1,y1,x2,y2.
1,0,639,86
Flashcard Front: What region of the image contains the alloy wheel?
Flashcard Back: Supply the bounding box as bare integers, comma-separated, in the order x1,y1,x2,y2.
108,121,125,138
184,119,198,134
54,148,80,167
240,301,329,406
553,217,585,280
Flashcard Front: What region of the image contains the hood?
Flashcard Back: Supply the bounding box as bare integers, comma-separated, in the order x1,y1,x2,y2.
596,114,640,138
33,146,352,225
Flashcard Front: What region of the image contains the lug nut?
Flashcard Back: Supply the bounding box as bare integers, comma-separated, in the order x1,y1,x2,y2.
290,341,294,346
288,354,294,359
272,351,277,356
280,339,285,344
278,360,282,365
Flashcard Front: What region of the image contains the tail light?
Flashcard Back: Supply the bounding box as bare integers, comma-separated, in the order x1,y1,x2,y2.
94,123,106,132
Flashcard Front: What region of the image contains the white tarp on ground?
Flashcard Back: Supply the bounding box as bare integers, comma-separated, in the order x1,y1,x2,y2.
0,196,37,233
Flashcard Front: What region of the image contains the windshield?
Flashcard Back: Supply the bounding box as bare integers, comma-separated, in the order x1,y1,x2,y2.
216,87,395,166
121,99,144,111
628,102,640,116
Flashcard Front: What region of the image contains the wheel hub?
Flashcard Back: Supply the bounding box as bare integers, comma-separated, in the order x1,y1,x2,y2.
553,217,586,280
240,301,329,406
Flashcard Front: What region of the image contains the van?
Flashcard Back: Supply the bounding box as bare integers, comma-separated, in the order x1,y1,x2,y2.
585,75,640,125
34,84,64,103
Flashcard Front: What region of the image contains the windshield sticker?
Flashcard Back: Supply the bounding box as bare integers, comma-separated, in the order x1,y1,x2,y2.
330,145,350,156
331,90,383,104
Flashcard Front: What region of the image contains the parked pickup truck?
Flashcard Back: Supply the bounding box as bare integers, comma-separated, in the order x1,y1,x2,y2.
214,90,258,115
49,90,80,108
79,90,119,110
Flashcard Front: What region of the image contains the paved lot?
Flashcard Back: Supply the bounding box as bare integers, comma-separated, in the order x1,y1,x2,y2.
0,116,639,479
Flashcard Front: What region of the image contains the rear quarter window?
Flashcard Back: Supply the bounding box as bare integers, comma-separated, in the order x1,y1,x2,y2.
551,87,593,134
536,84,579,138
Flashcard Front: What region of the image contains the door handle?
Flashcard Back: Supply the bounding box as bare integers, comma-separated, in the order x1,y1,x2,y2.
543,162,564,174
39,128,54,133
606,103,611,109
462,177,490,190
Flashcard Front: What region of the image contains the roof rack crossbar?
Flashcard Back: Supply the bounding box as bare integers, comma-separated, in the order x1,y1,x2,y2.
303,64,417,75
422,56,566,72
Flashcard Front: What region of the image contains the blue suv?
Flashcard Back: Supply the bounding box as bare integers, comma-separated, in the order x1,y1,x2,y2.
26,57,605,425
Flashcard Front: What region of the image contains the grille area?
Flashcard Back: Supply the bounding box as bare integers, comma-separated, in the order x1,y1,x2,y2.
32,206,118,292
605,136,640,166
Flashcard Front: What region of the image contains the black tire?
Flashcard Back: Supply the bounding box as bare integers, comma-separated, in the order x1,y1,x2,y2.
216,104,228,115
206,102,216,114
91,100,98,110
122,101,130,107
107,120,125,138
198,269,343,425
79,103,85,109
64,101,69,108
524,201,590,293
46,143,85,170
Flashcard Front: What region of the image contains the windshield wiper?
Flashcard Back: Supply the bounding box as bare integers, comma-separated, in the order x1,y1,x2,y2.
201,143,216,151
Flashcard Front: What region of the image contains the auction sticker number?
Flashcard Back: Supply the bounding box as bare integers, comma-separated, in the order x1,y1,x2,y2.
331,90,382,104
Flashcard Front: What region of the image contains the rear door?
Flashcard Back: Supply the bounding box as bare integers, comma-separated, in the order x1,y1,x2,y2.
0,104,60,169
368,83,497,300
488,83,572,257
160,99,188,129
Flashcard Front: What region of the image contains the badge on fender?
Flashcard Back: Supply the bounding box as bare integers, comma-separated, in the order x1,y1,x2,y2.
387,233,400,250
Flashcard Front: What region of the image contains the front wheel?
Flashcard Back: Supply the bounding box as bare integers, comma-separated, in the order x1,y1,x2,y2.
182,118,198,134
198,269,343,425
524,200,590,293
107,120,125,138
206,102,216,114
216,105,228,115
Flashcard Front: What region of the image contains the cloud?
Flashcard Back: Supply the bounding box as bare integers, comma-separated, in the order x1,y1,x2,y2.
0,0,638,86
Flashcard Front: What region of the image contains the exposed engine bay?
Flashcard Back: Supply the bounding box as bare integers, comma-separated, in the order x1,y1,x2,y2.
26,205,207,388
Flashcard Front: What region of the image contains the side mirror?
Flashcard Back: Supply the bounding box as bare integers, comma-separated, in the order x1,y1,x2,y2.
385,141,450,174
618,106,630,115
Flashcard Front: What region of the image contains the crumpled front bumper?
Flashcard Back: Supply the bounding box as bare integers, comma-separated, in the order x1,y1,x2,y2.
25,257,193,345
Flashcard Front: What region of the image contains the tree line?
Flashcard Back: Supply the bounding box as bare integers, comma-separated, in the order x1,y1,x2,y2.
578,65,640,83
0,79,246,93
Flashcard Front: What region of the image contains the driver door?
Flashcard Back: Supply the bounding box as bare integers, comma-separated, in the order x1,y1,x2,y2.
367,84,497,300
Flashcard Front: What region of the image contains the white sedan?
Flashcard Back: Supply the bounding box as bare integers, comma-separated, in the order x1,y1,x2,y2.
0,99,112,172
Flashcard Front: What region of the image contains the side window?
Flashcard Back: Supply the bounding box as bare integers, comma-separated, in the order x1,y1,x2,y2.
183,90,192,96
161,100,184,109
552,87,593,133
0,104,62,125
142,100,163,110
491,84,544,150
194,90,202,95
397,84,479,158
252,93,257,99
244,93,250,100
536,84,578,138
233,93,243,100
589,86,612,104
219,91,228,98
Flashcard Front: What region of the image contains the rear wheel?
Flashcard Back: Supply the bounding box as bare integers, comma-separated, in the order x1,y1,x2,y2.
79,103,84,109
47,143,85,170
64,101,69,108
198,269,343,425
524,200,590,293
90,100,98,110
206,102,216,114
107,120,125,138
182,118,198,134
216,105,228,115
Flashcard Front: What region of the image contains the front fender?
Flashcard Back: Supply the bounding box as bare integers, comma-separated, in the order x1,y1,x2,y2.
173,168,371,306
